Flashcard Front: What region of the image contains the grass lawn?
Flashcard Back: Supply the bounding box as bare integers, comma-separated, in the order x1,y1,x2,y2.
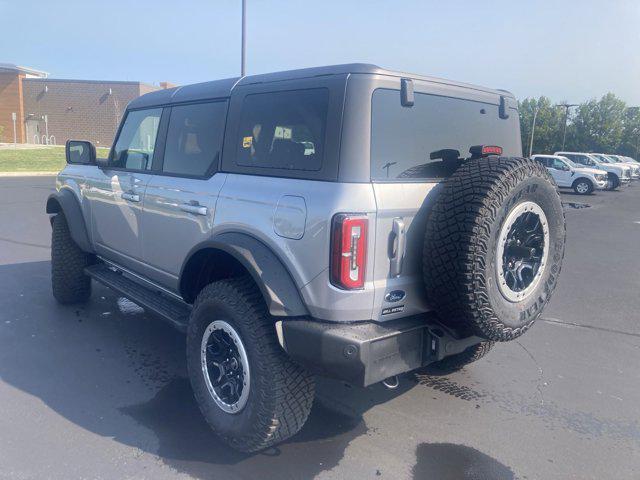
0,146,110,173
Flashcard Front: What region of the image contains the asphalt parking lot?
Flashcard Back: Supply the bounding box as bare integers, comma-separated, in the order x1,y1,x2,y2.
1,176,639,480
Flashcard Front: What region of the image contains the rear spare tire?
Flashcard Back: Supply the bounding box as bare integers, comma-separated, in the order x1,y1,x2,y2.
423,157,565,341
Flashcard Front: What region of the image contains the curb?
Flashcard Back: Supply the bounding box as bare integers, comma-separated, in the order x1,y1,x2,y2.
0,172,58,177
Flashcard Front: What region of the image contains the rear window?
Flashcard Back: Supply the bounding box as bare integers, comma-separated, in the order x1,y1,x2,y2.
162,101,227,177
371,89,521,181
236,89,328,171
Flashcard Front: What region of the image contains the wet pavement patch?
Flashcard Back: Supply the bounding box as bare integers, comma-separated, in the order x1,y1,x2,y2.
412,373,640,445
562,202,591,209
120,377,368,480
412,443,515,480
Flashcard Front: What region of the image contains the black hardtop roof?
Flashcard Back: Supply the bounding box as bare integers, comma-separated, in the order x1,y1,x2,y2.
128,63,514,109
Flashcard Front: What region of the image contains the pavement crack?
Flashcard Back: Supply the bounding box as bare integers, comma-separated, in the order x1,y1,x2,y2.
542,317,640,339
0,236,49,249
516,341,545,406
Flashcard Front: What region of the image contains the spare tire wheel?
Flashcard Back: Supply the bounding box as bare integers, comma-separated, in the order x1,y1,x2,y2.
423,157,566,341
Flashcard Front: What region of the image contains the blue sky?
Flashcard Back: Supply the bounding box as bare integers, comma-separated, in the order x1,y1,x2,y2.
2,0,639,104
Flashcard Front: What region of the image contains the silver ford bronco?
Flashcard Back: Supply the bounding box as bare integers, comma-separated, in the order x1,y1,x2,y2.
46,64,565,452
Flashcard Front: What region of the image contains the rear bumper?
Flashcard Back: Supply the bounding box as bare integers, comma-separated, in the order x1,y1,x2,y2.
281,314,483,387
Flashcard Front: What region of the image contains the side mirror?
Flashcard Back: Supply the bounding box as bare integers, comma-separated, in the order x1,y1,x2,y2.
66,140,96,165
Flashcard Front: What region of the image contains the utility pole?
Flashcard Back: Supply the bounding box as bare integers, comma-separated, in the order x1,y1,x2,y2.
241,0,246,77
557,103,578,150
528,106,538,157
11,112,17,146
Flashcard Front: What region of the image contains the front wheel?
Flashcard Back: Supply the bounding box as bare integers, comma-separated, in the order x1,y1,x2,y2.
607,174,620,190
51,213,93,304
572,178,593,195
186,277,315,452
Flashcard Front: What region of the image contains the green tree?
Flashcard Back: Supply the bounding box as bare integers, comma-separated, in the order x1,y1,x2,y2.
567,93,626,153
518,97,565,156
619,107,640,158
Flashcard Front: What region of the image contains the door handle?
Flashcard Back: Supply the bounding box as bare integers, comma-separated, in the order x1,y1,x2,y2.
121,192,140,203
389,218,406,277
180,203,208,216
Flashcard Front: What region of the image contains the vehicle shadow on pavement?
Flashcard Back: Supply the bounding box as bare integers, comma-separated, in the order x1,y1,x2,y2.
0,260,417,479
412,443,515,480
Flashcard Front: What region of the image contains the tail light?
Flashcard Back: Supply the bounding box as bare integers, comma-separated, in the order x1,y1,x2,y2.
330,214,368,289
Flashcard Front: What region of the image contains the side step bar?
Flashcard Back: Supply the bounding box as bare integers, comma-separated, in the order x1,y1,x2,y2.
85,264,191,332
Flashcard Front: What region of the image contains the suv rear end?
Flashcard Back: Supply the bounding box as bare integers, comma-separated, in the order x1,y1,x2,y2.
344,73,522,324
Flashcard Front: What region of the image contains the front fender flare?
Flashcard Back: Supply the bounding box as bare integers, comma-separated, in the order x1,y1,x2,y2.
180,232,309,317
46,189,93,253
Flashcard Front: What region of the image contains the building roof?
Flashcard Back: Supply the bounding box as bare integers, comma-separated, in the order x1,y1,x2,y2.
0,63,48,78
23,77,152,86
128,63,514,109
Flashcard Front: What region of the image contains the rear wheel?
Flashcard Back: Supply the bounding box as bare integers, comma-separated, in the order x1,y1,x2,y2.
186,277,315,452
423,157,566,341
51,213,92,304
572,178,593,195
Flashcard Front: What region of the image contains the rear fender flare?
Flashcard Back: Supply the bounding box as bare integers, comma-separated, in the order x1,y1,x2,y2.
180,232,308,317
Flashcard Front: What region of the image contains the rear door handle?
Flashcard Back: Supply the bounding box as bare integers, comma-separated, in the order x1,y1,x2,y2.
389,218,406,277
121,192,140,203
180,203,208,216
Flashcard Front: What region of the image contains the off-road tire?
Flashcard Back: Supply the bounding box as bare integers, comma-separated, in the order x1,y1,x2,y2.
186,277,315,452
428,341,494,374
423,157,566,341
572,178,593,195
51,213,92,304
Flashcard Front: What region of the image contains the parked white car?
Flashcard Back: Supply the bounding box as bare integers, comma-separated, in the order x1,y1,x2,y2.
591,153,640,180
555,151,631,190
533,155,608,194
622,155,640,165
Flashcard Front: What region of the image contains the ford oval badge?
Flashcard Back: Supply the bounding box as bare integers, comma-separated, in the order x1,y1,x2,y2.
385,290,406,303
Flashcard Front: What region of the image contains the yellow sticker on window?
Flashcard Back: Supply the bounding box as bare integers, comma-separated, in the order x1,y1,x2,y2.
242,136,252,148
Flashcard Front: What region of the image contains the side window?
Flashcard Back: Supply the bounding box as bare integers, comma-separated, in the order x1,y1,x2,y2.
162,101,228,177
551,159,566,170
235,89,329,171
112,108,162,170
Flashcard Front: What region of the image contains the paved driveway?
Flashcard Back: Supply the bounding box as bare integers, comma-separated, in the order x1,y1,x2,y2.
0,177,639,479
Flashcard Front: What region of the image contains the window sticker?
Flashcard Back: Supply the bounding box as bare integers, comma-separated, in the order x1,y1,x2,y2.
242,136,253,148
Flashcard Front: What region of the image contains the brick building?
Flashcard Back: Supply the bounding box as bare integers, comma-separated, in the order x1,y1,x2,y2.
0,63,169,146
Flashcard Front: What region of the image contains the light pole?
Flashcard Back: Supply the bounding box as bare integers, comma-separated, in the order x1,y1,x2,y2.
626,107,640,158
241,0,246,77
528,106,538,157
557,102,578,150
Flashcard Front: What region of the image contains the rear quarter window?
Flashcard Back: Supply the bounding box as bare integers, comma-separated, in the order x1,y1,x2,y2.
370,89,521,181
235,88,329,172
